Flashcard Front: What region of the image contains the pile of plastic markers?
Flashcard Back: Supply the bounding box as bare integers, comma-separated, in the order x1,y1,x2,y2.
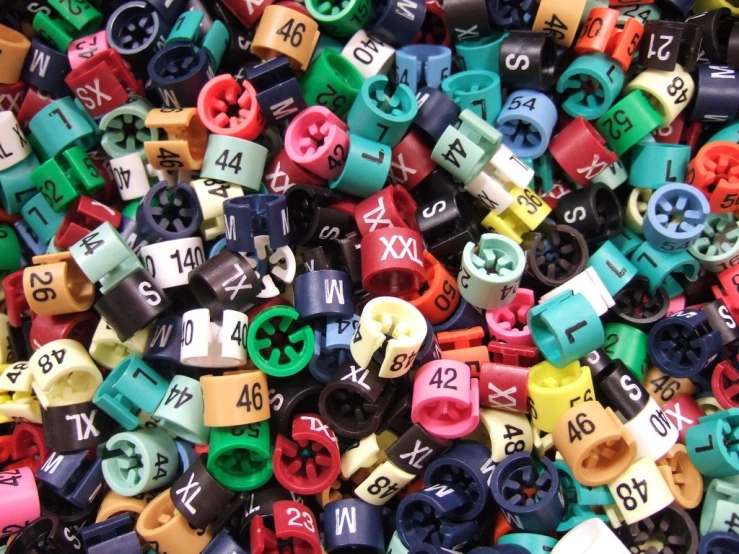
1,0,739,552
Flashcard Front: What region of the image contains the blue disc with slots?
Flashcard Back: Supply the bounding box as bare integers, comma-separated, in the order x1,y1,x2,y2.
148,42,213,109
107,1,172,73
490,453,566,533
643,183,710,253
137,181,203,243
647,309,724,378
495,90,557,159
